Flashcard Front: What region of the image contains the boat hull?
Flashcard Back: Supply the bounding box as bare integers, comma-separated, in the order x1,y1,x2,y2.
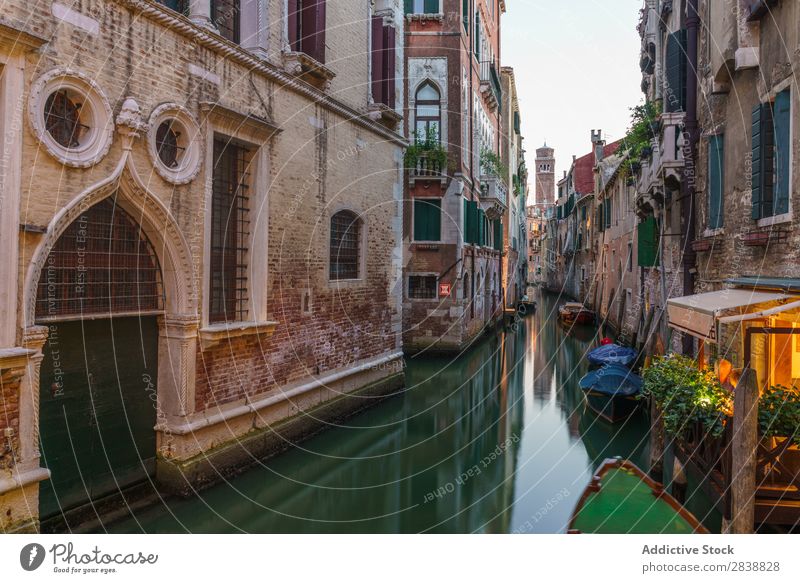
584,390,640,423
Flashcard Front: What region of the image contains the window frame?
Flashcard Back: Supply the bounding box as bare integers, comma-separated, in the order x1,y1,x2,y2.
328,209,365,282
413,197,443,242
414,81,442,142
407,273,439,301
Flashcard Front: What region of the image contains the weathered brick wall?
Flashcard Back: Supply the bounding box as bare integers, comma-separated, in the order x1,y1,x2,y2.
0,370,21,471
9,1,403,413
694,0,800,290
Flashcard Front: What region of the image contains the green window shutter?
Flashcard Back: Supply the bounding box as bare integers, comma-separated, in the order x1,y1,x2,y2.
665,30,687,112
474,11,480,60
466,200,479,243
597,203,604,232
638,216,659,267
751,103,763,219
477,209,486,245
708,134,724,229
774,89,791,215
513,111,520,134
424,0,438,13
463,0,469,30
604,197,612,228
414,199,441,241
404,0,413,14
493,219,503,251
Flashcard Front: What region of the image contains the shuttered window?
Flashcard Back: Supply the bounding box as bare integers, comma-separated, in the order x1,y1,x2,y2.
493,219,503,251
752,91,790,220
212,0,240,44
413,199,442,241
604,197,612,228
774,89,791,216
474,11,481,61
371,17,396,108
637,215,659,267
288,0,326,63
597,203,604,232
477,208,486,246
665,30,687,113
463,0,469,30
708,134,724,229
465,199,479,244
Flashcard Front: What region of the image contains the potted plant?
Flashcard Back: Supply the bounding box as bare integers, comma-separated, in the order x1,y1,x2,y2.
404,126,447,175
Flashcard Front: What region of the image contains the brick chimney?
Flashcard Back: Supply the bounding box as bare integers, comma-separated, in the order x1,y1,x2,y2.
591,129,605,166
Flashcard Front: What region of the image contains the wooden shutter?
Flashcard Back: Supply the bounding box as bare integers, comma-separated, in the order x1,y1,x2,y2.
414,199,441,241
493,219,503,251
424,0,438,12
637,216,659,267
466,200,479,243
774,89,791,215
708,134,724,229
665,30,687,112
371,16,384,104
463,0,469,30
288,0,300,51
477,209,486,245
474,11,480,60
384,25,396,108
404,0,413,14
604,197,612,228
751,103,763,219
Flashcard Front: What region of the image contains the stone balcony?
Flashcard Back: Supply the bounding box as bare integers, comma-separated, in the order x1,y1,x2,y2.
479,174,508,219
637,111,686,212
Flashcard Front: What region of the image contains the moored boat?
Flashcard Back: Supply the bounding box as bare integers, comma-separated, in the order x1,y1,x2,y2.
579,364,643,422
587,343,638,367
558,302,595,325
568,458,709,534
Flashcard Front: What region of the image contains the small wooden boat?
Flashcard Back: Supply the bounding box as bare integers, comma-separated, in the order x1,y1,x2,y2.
568,458,709,534
579,364,643,423
558,302,595,325
587,343,638,367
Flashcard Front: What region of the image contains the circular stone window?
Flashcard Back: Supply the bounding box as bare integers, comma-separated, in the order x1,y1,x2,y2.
147,104,201,184
28,69,113,168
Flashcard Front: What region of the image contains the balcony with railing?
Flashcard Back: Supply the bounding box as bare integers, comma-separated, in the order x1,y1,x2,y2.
479,61,502,111
408,151,446,186
636,112,685,211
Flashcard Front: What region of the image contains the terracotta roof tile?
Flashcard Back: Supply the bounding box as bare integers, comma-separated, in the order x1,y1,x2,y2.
573,140,622,195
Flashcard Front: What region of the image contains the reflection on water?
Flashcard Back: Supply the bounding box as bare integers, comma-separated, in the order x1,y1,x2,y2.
106,292,658,533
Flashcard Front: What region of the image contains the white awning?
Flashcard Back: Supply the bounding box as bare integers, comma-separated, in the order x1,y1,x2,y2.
667,289,795,342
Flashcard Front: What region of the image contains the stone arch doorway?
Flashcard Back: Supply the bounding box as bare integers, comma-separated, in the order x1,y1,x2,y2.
35,196,163,520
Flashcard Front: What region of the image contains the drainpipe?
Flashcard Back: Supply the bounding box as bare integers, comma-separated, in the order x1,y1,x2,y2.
469,0,476,322
681,0,699,355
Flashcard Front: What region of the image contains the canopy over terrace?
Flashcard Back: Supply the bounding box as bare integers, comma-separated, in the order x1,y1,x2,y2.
667,288,800,343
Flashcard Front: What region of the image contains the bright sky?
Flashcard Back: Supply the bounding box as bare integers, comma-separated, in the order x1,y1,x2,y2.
502,0,644,204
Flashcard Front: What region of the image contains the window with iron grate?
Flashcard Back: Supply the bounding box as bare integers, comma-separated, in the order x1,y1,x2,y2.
329,210,361,280
210,138,251,322
408,275,437,299
155,121,184,169
35,197,163,320
44,90,88,149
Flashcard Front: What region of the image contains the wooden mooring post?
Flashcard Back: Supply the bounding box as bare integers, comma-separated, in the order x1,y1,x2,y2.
723,368,758,534
648,398,665,482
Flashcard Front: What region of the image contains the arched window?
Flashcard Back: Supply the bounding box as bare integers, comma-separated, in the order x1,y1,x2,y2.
414,82,441,142
330,210,362,280
36,197,163,319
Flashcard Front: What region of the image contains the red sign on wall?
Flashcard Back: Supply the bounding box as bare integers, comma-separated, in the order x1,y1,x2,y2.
439,283,452,297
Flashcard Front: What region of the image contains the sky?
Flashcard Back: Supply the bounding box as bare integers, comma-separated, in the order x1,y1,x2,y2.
501,0,644,204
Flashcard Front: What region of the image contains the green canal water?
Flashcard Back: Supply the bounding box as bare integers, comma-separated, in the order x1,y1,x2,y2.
104,292,717,533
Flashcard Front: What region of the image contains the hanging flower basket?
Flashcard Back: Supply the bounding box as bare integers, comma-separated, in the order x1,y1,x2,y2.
742,229,788,247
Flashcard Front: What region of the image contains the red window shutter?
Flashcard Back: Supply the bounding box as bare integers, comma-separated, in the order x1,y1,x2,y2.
288,0,300,51
302,0,326,63
384,25,396,108
371,16,384,104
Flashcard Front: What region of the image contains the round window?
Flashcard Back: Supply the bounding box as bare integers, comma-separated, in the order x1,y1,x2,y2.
147,105,202,184
29,69,113,168
155,121,183,169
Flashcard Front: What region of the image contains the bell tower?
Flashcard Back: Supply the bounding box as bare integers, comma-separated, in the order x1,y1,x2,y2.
535,143,555,205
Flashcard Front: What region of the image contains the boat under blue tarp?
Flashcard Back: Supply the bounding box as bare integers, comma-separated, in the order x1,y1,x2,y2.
579,365,644,422
579,364,643,396
587,344,638,367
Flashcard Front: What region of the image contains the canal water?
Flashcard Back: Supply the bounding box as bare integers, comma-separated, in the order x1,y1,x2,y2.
103,292,712,533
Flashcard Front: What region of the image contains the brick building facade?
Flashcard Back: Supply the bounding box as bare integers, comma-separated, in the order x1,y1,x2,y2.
401,0,508,353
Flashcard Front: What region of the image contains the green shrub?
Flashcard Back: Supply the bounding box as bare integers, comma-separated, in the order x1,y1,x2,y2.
641,354,731,442
758,385,800,447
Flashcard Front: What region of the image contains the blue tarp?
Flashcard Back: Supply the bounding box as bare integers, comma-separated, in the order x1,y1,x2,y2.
587,344,638,367
579,364,643,397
